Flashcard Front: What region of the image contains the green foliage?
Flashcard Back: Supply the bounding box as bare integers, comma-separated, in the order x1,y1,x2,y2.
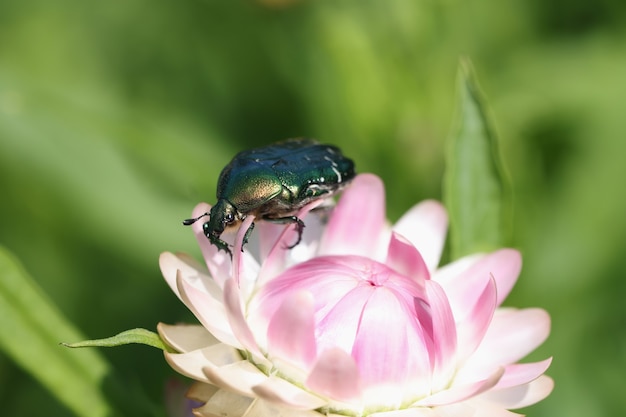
1,0,626,416
444,60,510,259
0,247,114,417
63,329,175,353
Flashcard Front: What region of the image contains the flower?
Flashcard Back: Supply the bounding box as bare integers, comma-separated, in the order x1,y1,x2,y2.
159,174,553,417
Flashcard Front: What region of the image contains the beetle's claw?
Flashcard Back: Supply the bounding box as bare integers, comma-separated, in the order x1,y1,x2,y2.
210,235,233,259
285,218,305,250
214,244,232,258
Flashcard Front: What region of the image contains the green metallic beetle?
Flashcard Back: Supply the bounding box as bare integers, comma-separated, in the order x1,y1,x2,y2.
183,138,356,257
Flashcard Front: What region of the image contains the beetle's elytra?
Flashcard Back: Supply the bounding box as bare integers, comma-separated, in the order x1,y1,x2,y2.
183,138,356,257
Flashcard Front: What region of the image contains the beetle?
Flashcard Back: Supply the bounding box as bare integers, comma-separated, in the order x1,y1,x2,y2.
183,138,356,257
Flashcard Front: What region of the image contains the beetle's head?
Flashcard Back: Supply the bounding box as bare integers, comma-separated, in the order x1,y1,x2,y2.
182,201,237,257
206,199,237,235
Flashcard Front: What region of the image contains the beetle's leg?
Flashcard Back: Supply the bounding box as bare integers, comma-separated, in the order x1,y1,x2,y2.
242,222,255,251
262,215,305,249
209,234,233,259
288,217,306,248
201,222,233,258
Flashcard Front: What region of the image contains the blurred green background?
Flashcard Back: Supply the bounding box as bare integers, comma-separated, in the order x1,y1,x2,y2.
1,0,625,416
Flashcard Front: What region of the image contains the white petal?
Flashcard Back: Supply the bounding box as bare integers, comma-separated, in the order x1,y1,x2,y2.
158,323,219,353
202,361,269,397
437,402,521,417
189,202,232,287
242,399,325,417
194,388,254,417
416,367,504,407
252,376,327,409
164,343,243,384
432,253,483,286
160,251,211,300
232,214,260,289
457,308,550,381
177,271,242,348
223,278,263,358
187,382,219,402
369,408,440,417
479,375,554,409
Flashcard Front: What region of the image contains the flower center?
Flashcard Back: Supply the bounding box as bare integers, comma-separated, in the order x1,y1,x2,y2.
251,255,437,400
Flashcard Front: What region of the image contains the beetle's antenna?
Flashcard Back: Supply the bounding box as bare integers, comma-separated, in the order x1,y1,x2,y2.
182,212,210,226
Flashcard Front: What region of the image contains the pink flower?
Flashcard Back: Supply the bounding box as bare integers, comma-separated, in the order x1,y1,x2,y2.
159,174,553,417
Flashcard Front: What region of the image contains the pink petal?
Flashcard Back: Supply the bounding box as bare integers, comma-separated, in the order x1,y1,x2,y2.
436,250,516,324
385,232,430,285
393,200,448,272
319,174,387,259
258,221,286,262
223,278,263,358
416,367,504,407
278,199,326,253
306,348,362,401
455,276,498,364
267,291,317,369
480,375,554,409
238,253,262,301
252,376,327,409
494,358,553,390
459,308,551,378
232,214,256,287
489,249,521,306
190,203,231,287
249,257,364,350
157,323,219,353
286,209,326,262
351,287,431,394
314,284,369,355
258,199,326,286
176,271,241,348
424,280,458,391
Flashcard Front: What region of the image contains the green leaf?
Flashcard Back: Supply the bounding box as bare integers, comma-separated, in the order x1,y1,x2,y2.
63,328,175,353
0,246,116,417
444,59,511,259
